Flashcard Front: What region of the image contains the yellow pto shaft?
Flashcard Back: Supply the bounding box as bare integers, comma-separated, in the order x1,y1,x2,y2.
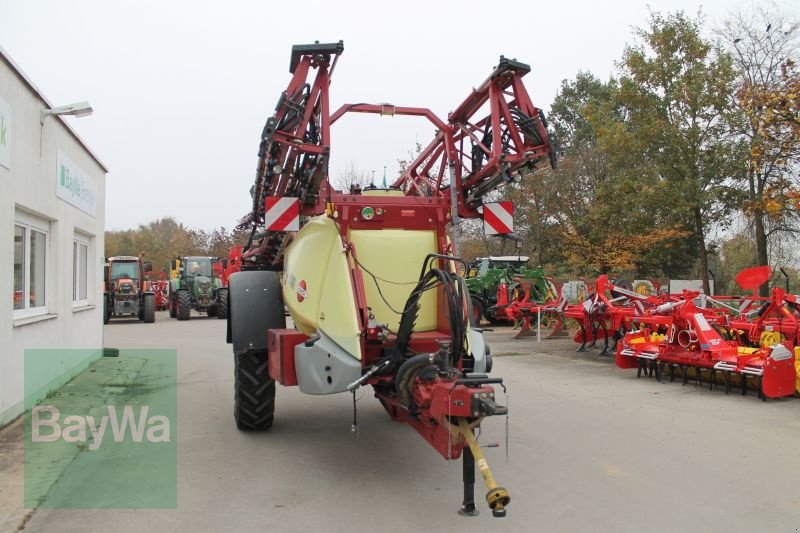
457,418,511,517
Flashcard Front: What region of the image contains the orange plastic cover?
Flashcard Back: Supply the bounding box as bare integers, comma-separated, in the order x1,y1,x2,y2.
735,266,772,291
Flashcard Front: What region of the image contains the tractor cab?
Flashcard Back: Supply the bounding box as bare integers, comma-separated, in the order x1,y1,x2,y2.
183,257,213,278
475,255,530,276
110,258,141,287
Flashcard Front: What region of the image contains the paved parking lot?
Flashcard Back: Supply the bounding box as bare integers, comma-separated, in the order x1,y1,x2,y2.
3,312,800,532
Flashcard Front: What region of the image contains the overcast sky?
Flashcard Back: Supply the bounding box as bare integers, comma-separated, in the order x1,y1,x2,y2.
0,0,788,231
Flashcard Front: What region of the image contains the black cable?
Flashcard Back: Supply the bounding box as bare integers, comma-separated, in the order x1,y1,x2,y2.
396,266,469,366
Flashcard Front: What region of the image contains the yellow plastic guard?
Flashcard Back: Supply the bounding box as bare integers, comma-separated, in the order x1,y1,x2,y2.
737,347,760,355
760,331,783,348
795,347,800,394
283,216,362,359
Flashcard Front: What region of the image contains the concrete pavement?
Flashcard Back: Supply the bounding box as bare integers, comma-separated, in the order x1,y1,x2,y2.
2,311,800,532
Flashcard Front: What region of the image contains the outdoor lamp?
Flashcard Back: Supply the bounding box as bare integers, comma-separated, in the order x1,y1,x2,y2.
40,101,93,125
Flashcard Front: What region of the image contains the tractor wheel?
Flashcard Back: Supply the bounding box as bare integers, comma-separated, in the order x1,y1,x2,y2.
233,350,276,430
207,304,218,318
217,288,229,320
143,294,156,323
169,292,177,318
103,296,110,324
230,271,284,431
470,297,484,326
177,290,191,321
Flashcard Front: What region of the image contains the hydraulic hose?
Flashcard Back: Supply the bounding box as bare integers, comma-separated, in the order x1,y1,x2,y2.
395,354,434,408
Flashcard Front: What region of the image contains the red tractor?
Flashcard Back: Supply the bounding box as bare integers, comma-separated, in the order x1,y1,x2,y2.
103,256,156,324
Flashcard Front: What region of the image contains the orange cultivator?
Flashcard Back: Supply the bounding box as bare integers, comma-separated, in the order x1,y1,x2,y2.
561,275,668,355
615,267,799,400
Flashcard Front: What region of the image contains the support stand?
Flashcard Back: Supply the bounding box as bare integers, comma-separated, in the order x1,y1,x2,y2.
458,446,479,516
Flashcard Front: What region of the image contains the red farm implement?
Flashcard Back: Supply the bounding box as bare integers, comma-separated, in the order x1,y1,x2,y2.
492,275,565,339
221,245,243,287
145,271,169,311
554,275,670,355
615,266,799,400
226,41,556,516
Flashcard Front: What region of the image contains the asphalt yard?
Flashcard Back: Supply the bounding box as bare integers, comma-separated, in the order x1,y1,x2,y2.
2,312,799,532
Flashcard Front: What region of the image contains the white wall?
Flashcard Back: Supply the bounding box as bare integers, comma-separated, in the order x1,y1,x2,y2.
0,53,107,427
669,279,715,296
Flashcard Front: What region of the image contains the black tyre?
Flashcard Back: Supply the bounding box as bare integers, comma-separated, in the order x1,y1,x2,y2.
470,296,484,326
169,292,177,318
611,278,633,299
177,290,191,321
217,288,229,319
143,294,156,323
103,295,110,324
207,304,218,318
234,350,276,430
230,271,284,431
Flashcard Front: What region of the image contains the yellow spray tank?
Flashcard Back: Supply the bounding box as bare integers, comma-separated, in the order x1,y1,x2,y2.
274,188,488,398
283,206,440,360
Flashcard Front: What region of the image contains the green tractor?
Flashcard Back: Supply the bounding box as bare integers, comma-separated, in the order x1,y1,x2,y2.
465,256,552,324
168,256,228,321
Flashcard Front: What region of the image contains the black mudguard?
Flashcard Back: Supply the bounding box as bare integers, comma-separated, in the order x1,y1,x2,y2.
227,271,286,352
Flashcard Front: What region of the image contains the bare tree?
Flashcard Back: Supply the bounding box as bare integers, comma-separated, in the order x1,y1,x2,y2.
717,3,800,295
333,161,373,193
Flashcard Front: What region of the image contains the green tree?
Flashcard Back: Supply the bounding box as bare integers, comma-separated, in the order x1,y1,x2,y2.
106,217,209,274
538,71,691,278
594,10,743,291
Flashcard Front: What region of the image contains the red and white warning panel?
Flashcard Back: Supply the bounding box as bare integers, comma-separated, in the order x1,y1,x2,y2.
483,201,514,235
264,197,300,231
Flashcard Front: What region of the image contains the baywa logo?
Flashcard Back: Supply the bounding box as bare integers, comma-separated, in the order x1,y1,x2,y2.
60,164,95,205
25,348,177,509
32,405,171,451
0,114,7,146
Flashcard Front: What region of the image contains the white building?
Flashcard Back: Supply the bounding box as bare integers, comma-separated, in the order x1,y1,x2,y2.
0,46,107,427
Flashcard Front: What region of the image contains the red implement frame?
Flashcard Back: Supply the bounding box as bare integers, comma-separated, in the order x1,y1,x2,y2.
235,42,556,516
239,44,553,268
145,271,169,311
616,289,797,399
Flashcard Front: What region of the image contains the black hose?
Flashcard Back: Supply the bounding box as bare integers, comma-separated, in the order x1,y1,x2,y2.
395,354,434,408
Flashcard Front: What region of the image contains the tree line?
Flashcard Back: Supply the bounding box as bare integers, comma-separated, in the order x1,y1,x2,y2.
105,218,247,275
472,6,799,296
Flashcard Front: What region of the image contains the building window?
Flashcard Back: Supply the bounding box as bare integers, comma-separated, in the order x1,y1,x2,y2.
13,213,49,317
13,225,24,310
73,236,89,305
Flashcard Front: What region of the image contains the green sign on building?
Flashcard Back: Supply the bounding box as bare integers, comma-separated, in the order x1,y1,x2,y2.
0,95,11,169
